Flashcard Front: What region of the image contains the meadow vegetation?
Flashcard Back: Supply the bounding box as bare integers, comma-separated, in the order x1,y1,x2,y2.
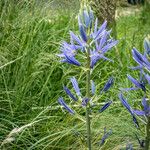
0,0,150,149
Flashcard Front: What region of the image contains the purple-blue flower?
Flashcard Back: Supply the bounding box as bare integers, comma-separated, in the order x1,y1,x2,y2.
127,74,146,92
101,77,114,93
58,97,74,115
58,8,117,69
119,93,133,114
99,101,112,113
70,31,86,49
63,86,77,101
58,42,81,66
90,50,113,68
91,80,96,95
78,16,88,42
63,54,81,66
100,39,118,54
119,93,139,128
133,97,150,116
99,128,112,146
79,7,94,29
70,77,81,96
82,98,90,106
92,20,107,40
132,48,150,71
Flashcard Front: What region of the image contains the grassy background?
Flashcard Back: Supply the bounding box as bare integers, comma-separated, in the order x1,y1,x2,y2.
0,0,150,149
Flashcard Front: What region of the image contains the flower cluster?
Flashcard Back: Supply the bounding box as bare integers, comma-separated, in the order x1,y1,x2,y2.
57,7,118,68
57,7,117,114
119,36,150,126
58,76,114,115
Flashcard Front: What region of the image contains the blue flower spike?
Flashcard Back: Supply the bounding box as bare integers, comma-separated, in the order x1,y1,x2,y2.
58,7,117,68
58,97,75,115
56,6,119,149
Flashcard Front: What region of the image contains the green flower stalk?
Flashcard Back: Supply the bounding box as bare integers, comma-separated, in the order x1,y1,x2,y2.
86,47,91,149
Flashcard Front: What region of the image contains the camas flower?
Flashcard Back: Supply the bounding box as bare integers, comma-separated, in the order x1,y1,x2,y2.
132,48,150,71
133,97,150,116
78,7,94,29
57,7,117,69
57,42,81,66
119,93,139,128
101,77,114,93
127,74,146,92
99,101,112,113
91,80,96,95
91,19,107,40
58,97,74,115
90,49,113,68
63,86,77,101
70,77,81,96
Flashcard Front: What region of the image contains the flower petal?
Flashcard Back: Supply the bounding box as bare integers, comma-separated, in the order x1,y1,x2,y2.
132,48,150,70
64,54,81,66
133,110,145,116
99,101,112,113
91,80,96,95
118,93,133,115
58,97,74,114
94,20,107,40
70,31,85,47
101,77,113,93
81,98,90,106
64,86,77,101
102,40,118,53
70,77,81,96
127,74,146,92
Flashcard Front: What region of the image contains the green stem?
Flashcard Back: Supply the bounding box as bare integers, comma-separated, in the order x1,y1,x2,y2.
86,48,91,150
145,116,150,150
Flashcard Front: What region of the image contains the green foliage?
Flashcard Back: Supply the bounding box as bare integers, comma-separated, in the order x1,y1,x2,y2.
0,1,150,149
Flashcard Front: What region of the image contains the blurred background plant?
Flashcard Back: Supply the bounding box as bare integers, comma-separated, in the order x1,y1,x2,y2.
0,0,150,149
119,36,150,150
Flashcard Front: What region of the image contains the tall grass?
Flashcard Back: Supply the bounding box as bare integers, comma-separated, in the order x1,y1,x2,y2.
0,1,150,149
